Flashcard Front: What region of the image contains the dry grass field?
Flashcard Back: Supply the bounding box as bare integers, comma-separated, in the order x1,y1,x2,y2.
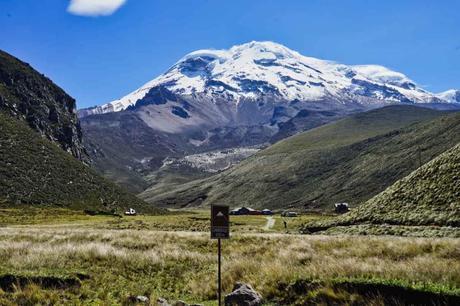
0,209,459,305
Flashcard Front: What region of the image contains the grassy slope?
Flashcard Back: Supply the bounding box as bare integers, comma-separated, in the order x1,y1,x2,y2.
308,142,460,230
143,164,211,198
0,112,162,213
140,105,450,209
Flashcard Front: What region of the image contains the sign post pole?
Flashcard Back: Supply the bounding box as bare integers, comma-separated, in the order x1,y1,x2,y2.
211,205,229,306
218,237,222,306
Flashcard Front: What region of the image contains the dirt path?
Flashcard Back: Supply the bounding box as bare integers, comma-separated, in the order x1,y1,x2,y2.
264,216,275,230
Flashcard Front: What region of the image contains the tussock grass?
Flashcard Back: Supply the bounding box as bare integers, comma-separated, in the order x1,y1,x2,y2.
0,225,459,305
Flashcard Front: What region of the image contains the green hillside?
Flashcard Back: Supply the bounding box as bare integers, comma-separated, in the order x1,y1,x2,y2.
304,142,460,233
140,105,452,209
0,112,162,214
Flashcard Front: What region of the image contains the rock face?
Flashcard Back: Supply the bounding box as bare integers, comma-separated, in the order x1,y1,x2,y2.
224,282,262,306
0,49,85,160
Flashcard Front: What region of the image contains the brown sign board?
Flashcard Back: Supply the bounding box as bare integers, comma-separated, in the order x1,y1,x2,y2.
211,205,230,239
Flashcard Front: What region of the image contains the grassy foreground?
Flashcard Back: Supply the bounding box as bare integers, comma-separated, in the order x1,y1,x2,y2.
0,210,460,305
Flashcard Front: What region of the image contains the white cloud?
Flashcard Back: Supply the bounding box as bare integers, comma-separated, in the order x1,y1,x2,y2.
67,0,127,17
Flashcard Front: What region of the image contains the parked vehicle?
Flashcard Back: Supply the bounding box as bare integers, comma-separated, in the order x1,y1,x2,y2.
261,209,274,215
124,208,137,216
334,203,349,214
281,211,298,217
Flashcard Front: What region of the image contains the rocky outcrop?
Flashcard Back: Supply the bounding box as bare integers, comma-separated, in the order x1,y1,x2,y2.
0,49,85,160
224,282,262,306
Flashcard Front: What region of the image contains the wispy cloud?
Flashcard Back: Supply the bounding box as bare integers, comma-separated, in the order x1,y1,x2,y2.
67,0,127,17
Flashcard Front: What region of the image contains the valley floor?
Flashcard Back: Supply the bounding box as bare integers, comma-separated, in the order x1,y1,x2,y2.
0,209,459,305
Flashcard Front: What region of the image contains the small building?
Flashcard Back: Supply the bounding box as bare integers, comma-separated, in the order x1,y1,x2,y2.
261,209,274,215
124,208,137,216
230,207,262,215
230,207,245,215
334,203,349,214
247,208,263,215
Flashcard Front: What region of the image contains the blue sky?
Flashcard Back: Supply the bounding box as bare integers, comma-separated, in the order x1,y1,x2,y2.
0,0,459,109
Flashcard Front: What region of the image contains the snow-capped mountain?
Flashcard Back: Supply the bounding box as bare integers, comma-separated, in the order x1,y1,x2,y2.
79,41,456,120
80,41,459,193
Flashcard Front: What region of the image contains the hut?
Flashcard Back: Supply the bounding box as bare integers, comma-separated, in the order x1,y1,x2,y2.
230,207,262,215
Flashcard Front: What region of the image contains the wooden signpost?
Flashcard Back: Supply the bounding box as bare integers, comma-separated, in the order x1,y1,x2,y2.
211,205,229,306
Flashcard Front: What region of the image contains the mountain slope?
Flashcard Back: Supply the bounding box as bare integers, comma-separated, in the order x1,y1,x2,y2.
0,50,85,159
308,142,460,230
0,112,161,213
140,105,455,209
80,103,282,193
81,110,200,193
